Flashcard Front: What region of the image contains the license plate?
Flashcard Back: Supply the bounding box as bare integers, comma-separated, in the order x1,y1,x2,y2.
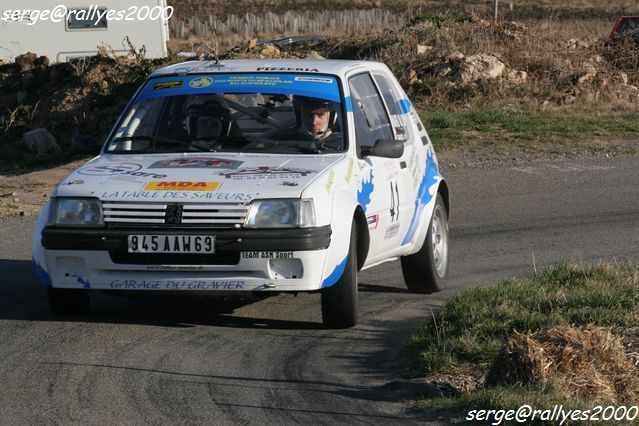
127,235,215,253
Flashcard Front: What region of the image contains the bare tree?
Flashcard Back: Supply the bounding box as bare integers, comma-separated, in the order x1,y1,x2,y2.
494,0,499,22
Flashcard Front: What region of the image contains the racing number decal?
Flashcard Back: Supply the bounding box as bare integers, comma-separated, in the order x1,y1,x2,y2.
389,181,400,222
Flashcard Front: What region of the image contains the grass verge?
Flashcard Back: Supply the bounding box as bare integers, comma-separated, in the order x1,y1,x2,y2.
408,262,639,422
419,107,639,151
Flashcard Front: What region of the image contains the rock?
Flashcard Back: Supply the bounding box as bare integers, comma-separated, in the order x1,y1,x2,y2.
50,62,74,81
618,72,629,85
428,372,485,394
417,44,433,55
504,21,527,32
623,85,639,102
506,70,527,82
23,128,61,155
97,79,109,91
452,54,505,84
567,38,589,50
259,43,280,59
305,50,325,60
583,64,597,75
469,16,491,28
34,56,50,69
627,84,639,93
0,93,15,108
577,64,597,85
15,52,37,73
22,72,34,88
504,30,521,43
432,62,452,77
448,51,465,67
408,69,419,86
16,91,28,104
577,73,597,86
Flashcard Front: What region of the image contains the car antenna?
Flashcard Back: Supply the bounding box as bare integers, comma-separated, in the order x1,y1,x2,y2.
213,29,220,64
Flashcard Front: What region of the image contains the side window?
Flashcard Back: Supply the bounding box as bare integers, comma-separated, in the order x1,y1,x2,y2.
66,8,108,30
348,73,393,149
373,73,409,141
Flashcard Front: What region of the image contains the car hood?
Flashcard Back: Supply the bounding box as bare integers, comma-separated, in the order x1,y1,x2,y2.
55,153,345,202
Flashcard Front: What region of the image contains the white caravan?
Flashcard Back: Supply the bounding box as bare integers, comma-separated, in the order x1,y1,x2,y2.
0,0,169,62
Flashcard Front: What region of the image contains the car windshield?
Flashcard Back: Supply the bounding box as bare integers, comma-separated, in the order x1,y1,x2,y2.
106,73,345,155
616,17,639,38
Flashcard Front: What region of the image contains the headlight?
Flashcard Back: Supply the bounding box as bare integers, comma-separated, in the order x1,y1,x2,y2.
244,199,315,228
53,198,103,226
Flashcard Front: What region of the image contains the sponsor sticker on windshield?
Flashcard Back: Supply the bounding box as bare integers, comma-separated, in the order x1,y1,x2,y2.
189,77,214,88
140,73,341,103
154,80,183,90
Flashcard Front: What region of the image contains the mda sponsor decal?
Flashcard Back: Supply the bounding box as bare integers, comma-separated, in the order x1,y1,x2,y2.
144,181,221,191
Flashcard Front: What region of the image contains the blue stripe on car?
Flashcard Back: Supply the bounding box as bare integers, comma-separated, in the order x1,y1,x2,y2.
344,96,353,112
32,256,52,286
402,151,440,245
357,170,374,213
398,99,411,114
321,256,347,288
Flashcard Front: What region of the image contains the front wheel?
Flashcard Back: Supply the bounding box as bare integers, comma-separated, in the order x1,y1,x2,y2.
401,194,449,294
47,287,90,315
321,221,358,328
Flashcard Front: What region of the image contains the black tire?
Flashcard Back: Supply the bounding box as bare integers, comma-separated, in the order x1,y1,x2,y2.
401,194,449,294
47,287,90,315
321,221,358,328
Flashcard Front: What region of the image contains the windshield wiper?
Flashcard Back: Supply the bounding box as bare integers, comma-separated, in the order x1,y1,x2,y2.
112,135,190,146
285,145,321,154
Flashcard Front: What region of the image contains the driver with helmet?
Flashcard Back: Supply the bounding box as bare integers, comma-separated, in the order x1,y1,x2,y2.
284,96,342,149
185,96,238,150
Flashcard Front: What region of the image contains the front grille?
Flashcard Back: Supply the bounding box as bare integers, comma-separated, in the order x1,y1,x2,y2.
109,251,241,265
102,202,249,227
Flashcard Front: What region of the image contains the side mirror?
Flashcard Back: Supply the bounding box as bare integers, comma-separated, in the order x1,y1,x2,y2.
71,135,101,155
360,138,404,159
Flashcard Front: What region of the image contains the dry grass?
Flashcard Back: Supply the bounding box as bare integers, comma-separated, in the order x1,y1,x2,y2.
489,326,639,404
409,262,639,416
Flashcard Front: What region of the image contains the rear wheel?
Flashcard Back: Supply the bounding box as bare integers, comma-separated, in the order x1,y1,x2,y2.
47,287,90,315
321,221,358,328
401,194,449,294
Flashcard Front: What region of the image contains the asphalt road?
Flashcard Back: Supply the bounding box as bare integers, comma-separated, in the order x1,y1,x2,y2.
0,156,637,424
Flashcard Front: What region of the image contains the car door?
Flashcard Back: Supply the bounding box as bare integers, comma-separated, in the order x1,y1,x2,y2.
371,71,420,249
348,72,399,261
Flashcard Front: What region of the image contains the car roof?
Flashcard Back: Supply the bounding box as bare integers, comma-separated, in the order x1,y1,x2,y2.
149,59,388,79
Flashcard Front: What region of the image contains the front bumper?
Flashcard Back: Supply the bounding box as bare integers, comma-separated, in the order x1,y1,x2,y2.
40,226,332,292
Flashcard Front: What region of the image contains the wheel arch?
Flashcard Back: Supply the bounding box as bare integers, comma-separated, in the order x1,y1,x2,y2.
352,206,369,271
437,178,450,218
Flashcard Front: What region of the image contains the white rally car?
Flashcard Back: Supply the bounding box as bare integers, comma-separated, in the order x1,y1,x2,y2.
32,60,450,328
